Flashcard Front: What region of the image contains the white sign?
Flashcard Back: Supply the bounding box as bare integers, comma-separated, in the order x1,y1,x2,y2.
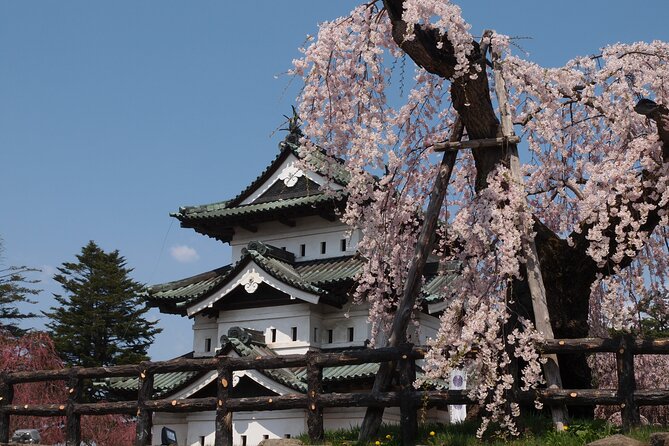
449,369,467,423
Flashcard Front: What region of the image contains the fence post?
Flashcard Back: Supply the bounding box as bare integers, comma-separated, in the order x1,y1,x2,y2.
306,350,324,442
399,344,417,446
65,371,83,446
0,374,13,443
135,363,154,446
215,360,233,446
616,334,640,431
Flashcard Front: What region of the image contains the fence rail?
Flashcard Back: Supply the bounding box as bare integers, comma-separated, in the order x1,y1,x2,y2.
1,336,668,446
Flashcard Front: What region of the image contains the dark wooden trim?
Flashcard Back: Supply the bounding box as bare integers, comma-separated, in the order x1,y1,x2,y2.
215,364,233,446
0,375,13,444
617,335,640,431
65,374,82,446
399,345,417,446
135,365,154,446
306,351,324,442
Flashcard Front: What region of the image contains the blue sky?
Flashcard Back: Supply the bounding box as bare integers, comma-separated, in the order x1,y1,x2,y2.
2,1,668,360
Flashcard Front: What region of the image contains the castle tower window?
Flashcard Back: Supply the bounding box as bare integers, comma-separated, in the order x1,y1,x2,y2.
270,328,277,343
199,436,205,446
340,239,347,252
300,244,306,257
320,241,327,254
313,327,319,343
327,329,333,344
241,435,247,446
204,338,212,352
291,326,298,341
348,327,354,342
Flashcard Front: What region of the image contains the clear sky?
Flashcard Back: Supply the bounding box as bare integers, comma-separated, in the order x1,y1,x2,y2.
2,1,668,361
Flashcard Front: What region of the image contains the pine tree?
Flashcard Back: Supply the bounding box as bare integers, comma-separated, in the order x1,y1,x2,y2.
45,241,161,367
0,238,39,335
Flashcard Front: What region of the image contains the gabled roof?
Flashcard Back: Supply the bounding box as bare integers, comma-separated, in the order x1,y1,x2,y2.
145,241,364,316
171,131,350,243
146,242,455,317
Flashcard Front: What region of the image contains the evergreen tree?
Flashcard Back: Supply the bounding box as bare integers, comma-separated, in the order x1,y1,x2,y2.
45,241,161,367
0,238,39,335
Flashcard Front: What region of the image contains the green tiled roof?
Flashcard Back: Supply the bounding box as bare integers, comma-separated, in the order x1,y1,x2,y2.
110,370,201,398
146,241,454,315
145,242,364,314
174,193,345,222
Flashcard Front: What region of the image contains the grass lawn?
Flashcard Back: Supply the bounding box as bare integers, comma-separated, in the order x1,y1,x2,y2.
298,416,668,445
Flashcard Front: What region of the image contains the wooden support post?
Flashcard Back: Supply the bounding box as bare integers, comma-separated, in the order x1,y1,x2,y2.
0,374,13,444
65,372,83,446
399,345,417,446
215,361,233,446
358,119,464,442
135,364,154,446
489,34,567,429
306,351,324,442
616,335,640,431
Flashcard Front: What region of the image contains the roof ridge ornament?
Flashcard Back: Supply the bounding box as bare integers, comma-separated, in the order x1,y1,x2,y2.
278,106,303,151
243,241,296,263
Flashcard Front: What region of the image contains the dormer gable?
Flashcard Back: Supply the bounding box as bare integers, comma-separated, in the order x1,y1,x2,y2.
171,126,349,243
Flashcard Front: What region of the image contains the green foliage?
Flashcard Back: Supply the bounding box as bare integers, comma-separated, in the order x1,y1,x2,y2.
636,292,669,338
0,238,39,335
298,416,666,446
45,241,161,368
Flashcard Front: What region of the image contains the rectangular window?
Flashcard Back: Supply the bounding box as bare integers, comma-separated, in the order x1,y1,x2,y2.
340,239,347,252
300,244,306,256
263,435,269,440
284,434,291,439
327,329,333,344
241,435,247,446
348,327,354,342
199,436,205,446
320,241,327,254
204,338,211,352
313,327,319,343
271,328,277,343
291,326,298,341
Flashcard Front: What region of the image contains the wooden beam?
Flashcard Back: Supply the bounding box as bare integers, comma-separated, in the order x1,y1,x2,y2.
491,37,566,429
432,135,520,151
65,374,82,446
399,345,417,446
215,363,233,446
135,365,154,446
617,335,640,431
359,118,463,441
0,374,13,444
306,351,324,442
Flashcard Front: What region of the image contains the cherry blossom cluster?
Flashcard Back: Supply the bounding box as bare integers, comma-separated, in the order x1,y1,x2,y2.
293,0,669,435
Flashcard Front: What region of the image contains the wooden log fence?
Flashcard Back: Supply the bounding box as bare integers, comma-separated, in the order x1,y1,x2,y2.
0,336,668,445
